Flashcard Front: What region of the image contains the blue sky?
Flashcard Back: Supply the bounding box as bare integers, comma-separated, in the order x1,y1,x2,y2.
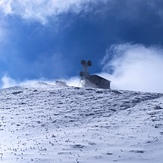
0,0,163,92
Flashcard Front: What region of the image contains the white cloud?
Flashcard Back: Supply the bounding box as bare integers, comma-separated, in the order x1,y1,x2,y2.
0,0,103,24
101,44,163,93
0,0,12,14
0,0,163,25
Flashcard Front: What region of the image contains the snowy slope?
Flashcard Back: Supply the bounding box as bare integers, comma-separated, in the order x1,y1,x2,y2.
0,83,163,163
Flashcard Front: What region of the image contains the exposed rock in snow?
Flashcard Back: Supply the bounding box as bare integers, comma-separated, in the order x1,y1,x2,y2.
0,83,163,163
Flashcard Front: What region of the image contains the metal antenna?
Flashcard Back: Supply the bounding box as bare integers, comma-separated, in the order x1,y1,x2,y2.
80,60,92,78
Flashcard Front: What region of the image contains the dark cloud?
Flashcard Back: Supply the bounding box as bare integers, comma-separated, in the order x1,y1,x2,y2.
0,0,163,81
53,0,163,73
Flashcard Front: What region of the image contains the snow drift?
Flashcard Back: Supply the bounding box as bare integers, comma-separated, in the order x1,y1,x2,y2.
0,82,163,163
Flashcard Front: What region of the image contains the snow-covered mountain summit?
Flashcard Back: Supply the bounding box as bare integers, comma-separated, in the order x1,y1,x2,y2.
0,83,163,163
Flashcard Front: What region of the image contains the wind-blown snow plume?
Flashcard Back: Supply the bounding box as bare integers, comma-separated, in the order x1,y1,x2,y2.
0,74,80,89
1,75,17,88
101,44,163,93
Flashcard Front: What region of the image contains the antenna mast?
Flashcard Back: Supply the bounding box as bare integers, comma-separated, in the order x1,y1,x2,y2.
79,60,92,78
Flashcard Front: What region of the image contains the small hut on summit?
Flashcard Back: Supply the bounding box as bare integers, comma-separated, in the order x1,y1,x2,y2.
79,60,111,89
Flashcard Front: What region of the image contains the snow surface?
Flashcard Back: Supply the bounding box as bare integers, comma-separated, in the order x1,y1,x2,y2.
0,82,163,163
